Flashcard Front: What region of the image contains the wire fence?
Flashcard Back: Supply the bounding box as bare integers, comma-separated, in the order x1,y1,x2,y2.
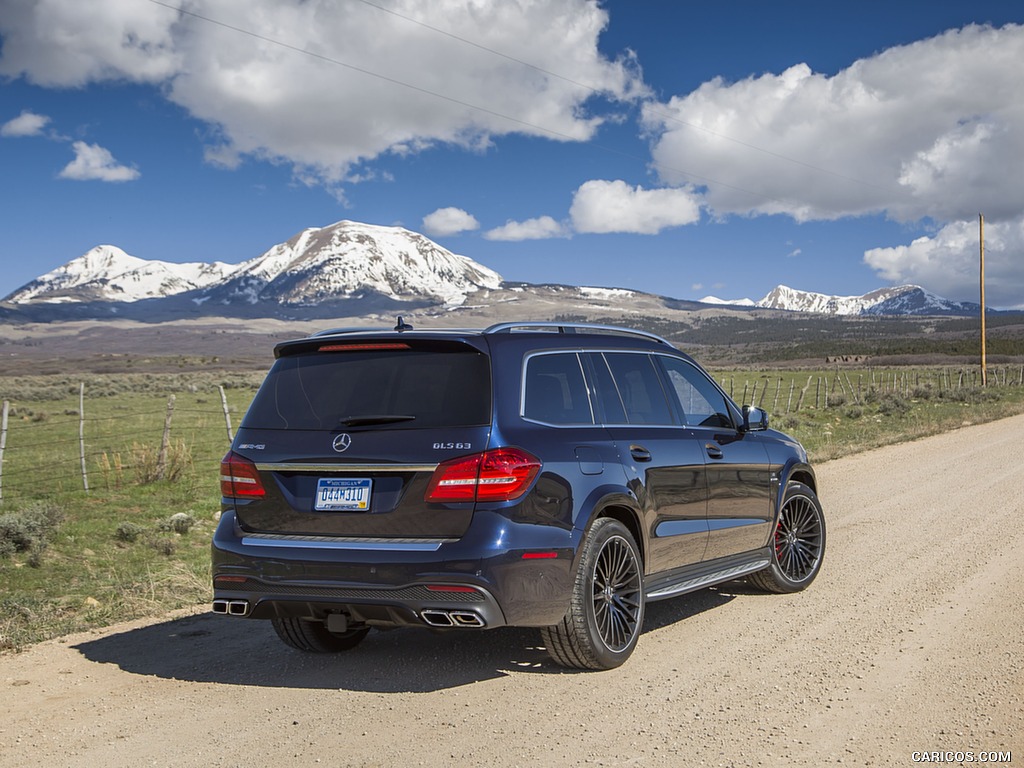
0,383,248,504
721,365,1024,412
1,366,1021,504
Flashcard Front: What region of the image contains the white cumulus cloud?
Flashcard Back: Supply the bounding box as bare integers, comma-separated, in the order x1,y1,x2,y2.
484,216,568,241
59,141,140,182
0,0,644,186
640,22,1024,304
642,23,1024,225
569,180,702,234
1,109,50,137
864,218,1024,309
422,207,480,237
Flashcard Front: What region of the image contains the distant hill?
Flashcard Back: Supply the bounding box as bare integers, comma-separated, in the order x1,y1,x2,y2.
752,284,981,316
2,219,987,321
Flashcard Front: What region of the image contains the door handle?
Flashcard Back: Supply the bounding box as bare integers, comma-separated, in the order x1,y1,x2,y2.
629,445,652,462
705,443,724,459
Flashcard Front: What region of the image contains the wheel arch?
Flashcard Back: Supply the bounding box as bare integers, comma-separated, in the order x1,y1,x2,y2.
774,461,818,519
787,464,817,494
594,503,645,567
574,489,646,571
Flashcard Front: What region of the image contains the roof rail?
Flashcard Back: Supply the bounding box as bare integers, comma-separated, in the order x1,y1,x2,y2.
483,322,672,346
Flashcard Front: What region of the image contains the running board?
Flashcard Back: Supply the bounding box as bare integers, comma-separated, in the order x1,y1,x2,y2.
645,553,771,602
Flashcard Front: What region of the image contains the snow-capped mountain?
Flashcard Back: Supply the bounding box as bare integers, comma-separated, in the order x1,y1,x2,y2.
204,220,501,307
754,284,980,316
3,223,985,321
7,245,236,304
698,295,757,308
5,221,502,311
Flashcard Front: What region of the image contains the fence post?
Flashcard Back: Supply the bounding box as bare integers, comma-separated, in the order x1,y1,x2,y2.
155,394,176,481
795,375,812,412
79,383,89,492
218,385,234,443
0,400,8,503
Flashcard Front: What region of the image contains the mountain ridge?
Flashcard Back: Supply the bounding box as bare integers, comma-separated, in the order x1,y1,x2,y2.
3,220,987,320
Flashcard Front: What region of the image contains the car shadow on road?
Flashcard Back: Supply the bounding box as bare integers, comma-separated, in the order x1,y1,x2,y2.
73,587,736,693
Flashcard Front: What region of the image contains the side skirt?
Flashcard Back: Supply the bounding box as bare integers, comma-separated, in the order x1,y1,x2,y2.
644,548,771,602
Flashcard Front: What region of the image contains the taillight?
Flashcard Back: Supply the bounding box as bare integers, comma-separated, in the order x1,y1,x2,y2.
220,451,266,498
424,447,541,503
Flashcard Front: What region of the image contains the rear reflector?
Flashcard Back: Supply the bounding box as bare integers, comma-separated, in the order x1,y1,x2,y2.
425,584,479,593
220,451,266,498
424,447,541,503
522,552,558,560
214,575,248,584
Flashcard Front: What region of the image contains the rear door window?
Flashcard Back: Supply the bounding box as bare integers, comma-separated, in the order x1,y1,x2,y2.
243,346,491,430
602,352,675,425
522,352,594,425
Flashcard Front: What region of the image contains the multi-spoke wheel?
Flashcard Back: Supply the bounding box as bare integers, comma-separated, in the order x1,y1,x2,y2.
749,481,826,593
542,518,645,670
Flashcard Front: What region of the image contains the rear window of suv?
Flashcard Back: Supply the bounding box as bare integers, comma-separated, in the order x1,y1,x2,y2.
243,346,491,430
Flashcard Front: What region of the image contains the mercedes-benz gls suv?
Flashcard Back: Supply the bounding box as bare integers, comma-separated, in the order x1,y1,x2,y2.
213,321,825,669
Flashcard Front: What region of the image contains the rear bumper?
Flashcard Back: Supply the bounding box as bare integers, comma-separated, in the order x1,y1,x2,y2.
211,510,578,628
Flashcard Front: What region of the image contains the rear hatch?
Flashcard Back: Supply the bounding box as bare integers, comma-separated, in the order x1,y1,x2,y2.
225,335,492,538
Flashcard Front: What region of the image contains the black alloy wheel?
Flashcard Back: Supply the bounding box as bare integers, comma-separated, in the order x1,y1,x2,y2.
542,518,645,670
749,482,826,593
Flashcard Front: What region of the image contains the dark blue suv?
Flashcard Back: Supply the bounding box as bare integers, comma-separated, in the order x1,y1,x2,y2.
213,322,825,669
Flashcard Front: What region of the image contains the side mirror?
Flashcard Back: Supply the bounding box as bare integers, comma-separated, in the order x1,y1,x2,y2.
742,405,769,432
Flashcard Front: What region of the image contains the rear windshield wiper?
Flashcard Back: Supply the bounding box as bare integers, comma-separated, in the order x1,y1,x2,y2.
339,414,417,427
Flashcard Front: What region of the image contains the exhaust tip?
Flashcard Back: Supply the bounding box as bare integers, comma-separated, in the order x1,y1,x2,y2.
420,610,454,627
420,610,485,628
450,611,485,627
213,599,250,617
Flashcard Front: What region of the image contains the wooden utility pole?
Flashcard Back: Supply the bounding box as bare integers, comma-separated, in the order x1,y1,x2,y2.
980,213,987,386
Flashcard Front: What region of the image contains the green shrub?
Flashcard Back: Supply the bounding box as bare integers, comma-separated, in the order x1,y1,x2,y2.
0,502,64,560
115,522,146,543
147,537,177,556
159,512,196,535
878,393,912,417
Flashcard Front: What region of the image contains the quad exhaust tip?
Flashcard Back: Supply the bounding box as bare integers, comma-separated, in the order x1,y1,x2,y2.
212,599,250,617
421,609,485,628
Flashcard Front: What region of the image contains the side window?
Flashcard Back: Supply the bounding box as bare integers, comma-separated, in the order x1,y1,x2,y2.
659,357,733,429
603,353,675,425
585,353,627,424
523,353,594,425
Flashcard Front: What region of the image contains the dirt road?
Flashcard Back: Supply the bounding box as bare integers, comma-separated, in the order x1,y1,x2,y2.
2,415,1022,767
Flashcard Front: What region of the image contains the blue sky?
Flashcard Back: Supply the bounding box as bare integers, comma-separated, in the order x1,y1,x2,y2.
2,0,1023,308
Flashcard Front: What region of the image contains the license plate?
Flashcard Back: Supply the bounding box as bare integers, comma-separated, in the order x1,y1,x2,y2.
314,478,372,511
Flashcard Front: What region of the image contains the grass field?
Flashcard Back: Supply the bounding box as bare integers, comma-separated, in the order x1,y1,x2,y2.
2,364,1022,649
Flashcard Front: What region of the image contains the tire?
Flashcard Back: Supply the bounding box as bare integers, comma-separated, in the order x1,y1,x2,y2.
749,481,826,593
541,518,645,670
271,617,370,653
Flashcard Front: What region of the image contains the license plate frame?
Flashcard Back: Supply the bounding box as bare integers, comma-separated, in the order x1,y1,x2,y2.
314,477,372,511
